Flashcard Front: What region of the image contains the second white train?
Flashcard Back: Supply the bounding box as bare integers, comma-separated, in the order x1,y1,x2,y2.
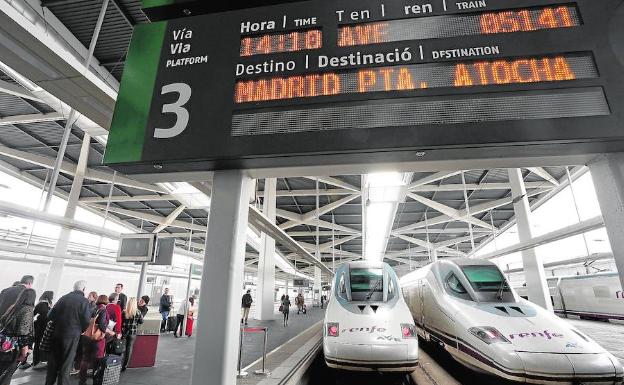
323,261,418,372
400,258,623,384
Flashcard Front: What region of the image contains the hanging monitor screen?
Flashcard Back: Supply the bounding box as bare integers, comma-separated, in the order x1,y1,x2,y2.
104,0,624,175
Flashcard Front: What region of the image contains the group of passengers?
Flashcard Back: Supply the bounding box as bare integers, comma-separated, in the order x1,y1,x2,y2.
0,276,150,385
157,288,197,337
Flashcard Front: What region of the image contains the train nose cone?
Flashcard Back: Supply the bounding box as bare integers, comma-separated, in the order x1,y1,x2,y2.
516,352,622,383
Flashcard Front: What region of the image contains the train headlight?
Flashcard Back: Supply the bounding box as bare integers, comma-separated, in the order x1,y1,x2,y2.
400,324,417,339
469,326,511,344
327,322,339,337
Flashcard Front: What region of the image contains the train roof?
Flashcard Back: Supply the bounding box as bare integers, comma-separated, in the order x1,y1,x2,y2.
438,257,499,267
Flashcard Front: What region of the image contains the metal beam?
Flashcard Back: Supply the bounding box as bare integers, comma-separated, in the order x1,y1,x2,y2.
80,194,176,203
394,233,466,256
527,167,559,186
406,192,494,230
479,215,604,260
0,79,43,102
84,203,206,232
153,205,186,233
407,171,462,190
504,253,614,274
279,193,360,230
0,145,164,193
305,176,359,191
411,182,553,192
247,205,333,275
257,188,354,197
0,112,65,126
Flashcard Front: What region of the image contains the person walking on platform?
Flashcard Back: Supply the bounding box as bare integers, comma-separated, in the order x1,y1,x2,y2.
114,284,127,312
45,280,90,385
159,288,173,333
280,295,291,327
138,296,150,317
241,290,253,325
295,293,304,314
78,295,109,385
185,297,197,337
175,297,188,337
121,297,143,371
32,291,53,369
0,287,35,385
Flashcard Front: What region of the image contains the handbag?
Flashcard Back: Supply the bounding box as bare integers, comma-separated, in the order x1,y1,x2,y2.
278,304,284,312
83,312,105,341
107,338,125,355
39,320,55,352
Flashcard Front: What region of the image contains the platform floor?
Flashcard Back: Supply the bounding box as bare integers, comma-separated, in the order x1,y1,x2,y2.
7,305,325,385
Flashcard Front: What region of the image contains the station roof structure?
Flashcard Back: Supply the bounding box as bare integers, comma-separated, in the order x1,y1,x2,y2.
0,1,589,279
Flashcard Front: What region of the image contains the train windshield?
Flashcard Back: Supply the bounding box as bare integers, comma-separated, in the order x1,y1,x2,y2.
350,268,383,301
461,265,514,302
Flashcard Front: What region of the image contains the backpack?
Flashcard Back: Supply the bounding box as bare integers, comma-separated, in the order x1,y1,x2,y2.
243,294,252,307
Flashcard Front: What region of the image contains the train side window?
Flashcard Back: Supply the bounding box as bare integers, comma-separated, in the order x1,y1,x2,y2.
339,274,346,296
388,278,395,300
445,273,471,300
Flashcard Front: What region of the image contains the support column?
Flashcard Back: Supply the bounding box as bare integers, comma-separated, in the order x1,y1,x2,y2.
256,178,277,320
44,133,90,294
588,154,624,290
508,169,552,311
191,170,251,385
314,267,322,306
431,249,438,262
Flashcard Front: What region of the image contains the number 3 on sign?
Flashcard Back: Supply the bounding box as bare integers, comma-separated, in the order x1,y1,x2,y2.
154,83,192,139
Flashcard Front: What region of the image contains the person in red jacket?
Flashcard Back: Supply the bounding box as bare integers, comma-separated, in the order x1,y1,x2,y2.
106,293,122,338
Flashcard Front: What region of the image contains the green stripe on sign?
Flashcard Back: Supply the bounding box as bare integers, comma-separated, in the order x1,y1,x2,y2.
142,0,175,8
104,21,167,165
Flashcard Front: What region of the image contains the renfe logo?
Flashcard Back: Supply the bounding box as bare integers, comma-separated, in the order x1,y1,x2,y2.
341,326,387,333
508,330,564,340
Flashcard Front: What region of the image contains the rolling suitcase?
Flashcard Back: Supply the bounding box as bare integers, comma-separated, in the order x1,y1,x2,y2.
167,316,178,332
94,354,122,385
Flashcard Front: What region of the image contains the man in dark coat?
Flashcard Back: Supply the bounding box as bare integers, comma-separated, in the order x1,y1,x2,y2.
115,283,127,311
0,275,34,317
159,288,173,333
45,281,90,385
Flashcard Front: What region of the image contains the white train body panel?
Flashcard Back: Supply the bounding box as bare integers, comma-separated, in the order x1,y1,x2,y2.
516,273,624,323
323,261,418,372
401,259,624,384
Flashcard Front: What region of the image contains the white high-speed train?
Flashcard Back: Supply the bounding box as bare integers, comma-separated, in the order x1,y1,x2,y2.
323,261,418,372
401,258,624,384
515,272,624,323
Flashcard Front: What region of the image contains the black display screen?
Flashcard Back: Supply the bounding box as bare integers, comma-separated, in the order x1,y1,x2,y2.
105,0,624,175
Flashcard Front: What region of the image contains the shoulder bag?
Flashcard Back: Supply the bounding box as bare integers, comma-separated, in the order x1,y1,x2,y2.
83,310,105,341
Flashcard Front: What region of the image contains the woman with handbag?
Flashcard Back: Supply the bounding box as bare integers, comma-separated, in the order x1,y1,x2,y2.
79,295,109,385
0,288,35,385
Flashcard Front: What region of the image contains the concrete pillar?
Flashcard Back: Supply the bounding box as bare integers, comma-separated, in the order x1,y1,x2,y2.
588,153,624,290
508,168,552,311
191,170,251,385
256,178,277,320
44,133,90,294
314,267,322,306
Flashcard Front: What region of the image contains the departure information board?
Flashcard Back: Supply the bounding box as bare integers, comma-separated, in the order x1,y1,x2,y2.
105,0,624,175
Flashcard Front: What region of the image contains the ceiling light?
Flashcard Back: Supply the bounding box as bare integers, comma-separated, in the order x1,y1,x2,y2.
364,172,410,261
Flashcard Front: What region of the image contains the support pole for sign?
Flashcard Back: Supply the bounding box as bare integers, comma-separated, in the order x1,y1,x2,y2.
182,263,193,338
190,170,251,385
